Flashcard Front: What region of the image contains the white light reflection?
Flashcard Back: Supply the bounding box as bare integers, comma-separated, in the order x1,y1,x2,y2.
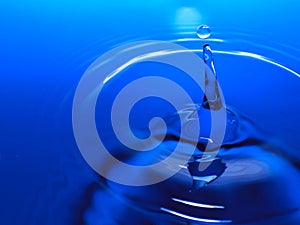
172,198,224,209
174,7,201,30
103,47,300,85
161,207,232,223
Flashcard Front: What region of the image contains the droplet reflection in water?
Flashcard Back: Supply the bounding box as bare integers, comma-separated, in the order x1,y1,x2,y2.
196,25,211,39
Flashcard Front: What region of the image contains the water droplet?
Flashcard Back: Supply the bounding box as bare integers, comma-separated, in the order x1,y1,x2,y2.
196,25,211,39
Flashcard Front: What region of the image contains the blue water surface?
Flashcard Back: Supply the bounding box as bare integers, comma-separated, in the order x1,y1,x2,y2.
1,0,300,225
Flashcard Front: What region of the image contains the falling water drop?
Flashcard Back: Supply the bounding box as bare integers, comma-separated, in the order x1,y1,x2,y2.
196,25,211,39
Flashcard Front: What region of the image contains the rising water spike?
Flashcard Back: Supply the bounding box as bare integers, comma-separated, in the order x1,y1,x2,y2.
202,44,222,111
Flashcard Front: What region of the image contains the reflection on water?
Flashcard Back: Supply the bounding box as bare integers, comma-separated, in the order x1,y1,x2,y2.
83,107,300,224
80,35,300,224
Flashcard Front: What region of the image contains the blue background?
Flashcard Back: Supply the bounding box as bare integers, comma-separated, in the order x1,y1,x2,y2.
0,0,300,224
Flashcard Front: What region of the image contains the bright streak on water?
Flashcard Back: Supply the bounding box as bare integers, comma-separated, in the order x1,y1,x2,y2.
102,47,300,86
172,198,224,209
161,207,232,223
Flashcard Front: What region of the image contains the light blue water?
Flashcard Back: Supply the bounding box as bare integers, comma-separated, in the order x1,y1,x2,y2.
1,1,300,225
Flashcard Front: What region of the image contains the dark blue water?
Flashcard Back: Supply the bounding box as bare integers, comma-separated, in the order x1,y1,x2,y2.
1,0,300,225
